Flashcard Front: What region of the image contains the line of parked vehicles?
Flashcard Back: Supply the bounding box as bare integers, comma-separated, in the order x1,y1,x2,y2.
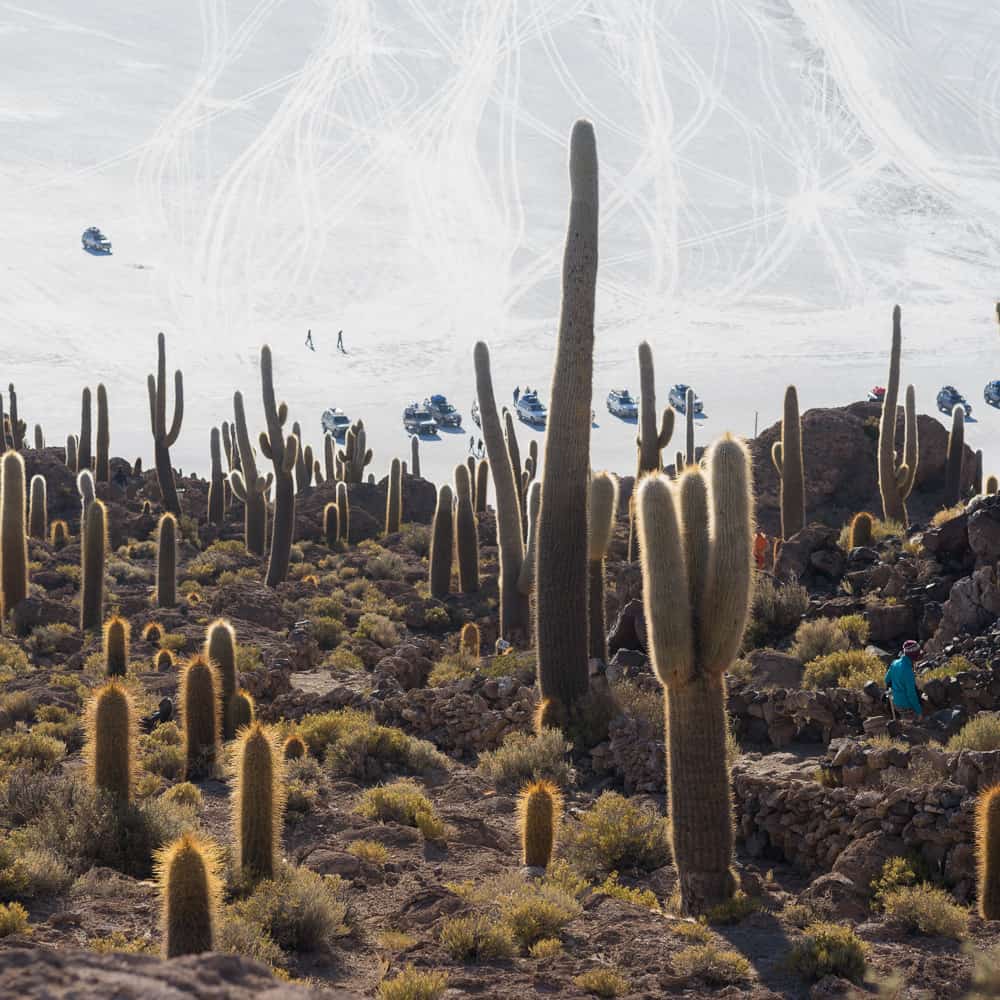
867,383,1000,419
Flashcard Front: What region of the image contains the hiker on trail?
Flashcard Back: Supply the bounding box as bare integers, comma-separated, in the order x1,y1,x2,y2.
885,640,923,718
513,386,520,404
305,330,315,351
337,330,344,352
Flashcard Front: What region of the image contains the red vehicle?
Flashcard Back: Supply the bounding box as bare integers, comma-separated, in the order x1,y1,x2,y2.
867,386,886,403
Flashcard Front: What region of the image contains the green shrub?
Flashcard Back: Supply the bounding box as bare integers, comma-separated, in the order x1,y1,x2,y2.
346,839,390,865
366,550,405,581
0,731,66,772
594,872,658,911
377,966,448,1000
674,944,751,985
439,914,516,961
529,937,563,958
706,891,760,925
0,833,71,900
789,619,849,664
475,728,572,791
0,901,28,937
0,692,35,723
746,575,809,647
400,524,431,557
920,655,976,686
312,617,343,650
788,922,867,983
324,647,365,675
498,881,581,947
948,714,1000,752
161,782,203,810
573,968,630,997
355,780,446,841
881,885,969,939
86,931,155,954
803,649,884,690
836,614,870,648
0,640,31,675
871,857,917,910
356,613,399,647
561,791,670,877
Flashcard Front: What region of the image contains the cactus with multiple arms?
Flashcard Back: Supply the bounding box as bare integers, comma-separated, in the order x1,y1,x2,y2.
1,451,28,620
588,473,618,662
229,391,271,557
535,120,598,728
637,435,754,915
454,463,479,593
771,385,806,539
147,332,184,516
96,384,110,483
945,405,965,505
338,420,372,483
878,307,918,527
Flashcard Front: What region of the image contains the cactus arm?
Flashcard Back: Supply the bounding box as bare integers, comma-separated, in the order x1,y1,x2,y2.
517,480,541,596
259,433,273,461
281,435,298,474
164,370,184,447
229,470,248,502
899,384,918,498
771,441,782,475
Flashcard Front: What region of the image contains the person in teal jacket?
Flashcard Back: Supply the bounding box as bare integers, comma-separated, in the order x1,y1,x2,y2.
885,640,923,717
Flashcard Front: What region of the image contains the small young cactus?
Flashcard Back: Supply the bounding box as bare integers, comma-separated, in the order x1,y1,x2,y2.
103,615,130,677
988,475,999,495
283,733,306,760
50,520,69,548
848,512,874,549
156,513,178,608
385,457,402,535
85,680,136,802
80,500,106,631
454,464,479,593
28,474,47,540
517,779,562,869
232,722,284,880
229,689,255,735
155,648,175,672
460,622,480,658
977,784,1000,919
429,484,454,599
143,621,163,645
0,451,28,620
154,833,222,957
180,655,221,779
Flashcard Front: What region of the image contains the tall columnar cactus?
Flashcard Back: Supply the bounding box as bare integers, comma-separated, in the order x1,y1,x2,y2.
535,120,598,728
324,434,336,482
460,622,480,658
588,473,618,663
771,385,806,539
386,458,402,535
945,405,965,506
636,342,674,476
104,615,130,677
292,421,314,496
34,425,44,451
96,384,110,483
259,346,298,587
147,332,184,516
154,833,222,958
323,503,339,546
503,410,526,533
637,435,754,915
181,655,221,778
974,450,984,496
78,469,95,544
229,391,271,557
6,385,24,450
849,512,874,549
232,722,284,880
878,307,918,527
474,343,528,642
79,387,93,471
28,474,46,540
475,459,489,513
205,618,238,739
156,512,178,608
517,779,562,869
454,464,479,593
517,481,542,596
0,451,28,620
977,784,1000,919
467,456,477,504
429,484,454,599
85,680,135,802
66,434,78,473
685,388,696,465
80,500,106,631
208,428,225,525
336,481,350,541
410,435,420,478
338,420,372,483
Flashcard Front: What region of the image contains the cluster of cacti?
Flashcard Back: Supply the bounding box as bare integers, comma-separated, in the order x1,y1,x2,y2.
154,832,222,957
180,654,221,778
156,513,178,608
104,615,130,677
977,784,1000,919
338,419,372,483
208,427,225,525
637,435,754,915
771,385,805,539
292,421,315,494
385,457,402,534
229,391,271,557
454,464,478,593
429,484,454,599
258,346,298,587
147,333,184,515
535,120,598,731
81,500,106,631
1,451,28,621
945,404,965,506
232,722,284,880
85,680,136,802
517,779,562,869
848,511,874,549
587,473,618,663
28,474,46,540
878,307,918,528
96,384,110,483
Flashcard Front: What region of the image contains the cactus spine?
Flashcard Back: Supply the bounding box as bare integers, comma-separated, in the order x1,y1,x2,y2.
96,384,110,483
336,481,350,541
80,500,106,631
977,784,1000,919
232,722,284,880
79,387,92,471
410,435,420,478
259,346,297,587
386,457,402,535
207,428,224,525
104,615,130,677
588,473,618,663
0,451,28,620
878,307,918,527
535,120,598,727
85,680,135,802
475,459,489,513
181,655,221,778
205,618,238,739
323,503,339,545
770,385,806,539
429,484,454,599
849,512,874,549
945,404,965,505
155,833,221,957
454,464,479,593
147,332,184,516
229,391,271,557
28,474,46,540
518,779,561,869
460,622,480,658
155,513,177,608
637,435,754,915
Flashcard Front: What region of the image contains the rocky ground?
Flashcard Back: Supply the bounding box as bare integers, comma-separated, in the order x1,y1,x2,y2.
4,403,1000,999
